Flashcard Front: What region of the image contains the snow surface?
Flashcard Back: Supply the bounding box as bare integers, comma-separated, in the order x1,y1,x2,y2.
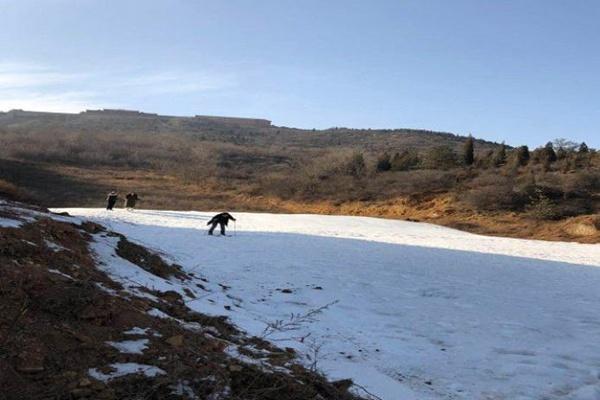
106,339,149,354
0,216,24,228
56,208,600,400
88,362,165,381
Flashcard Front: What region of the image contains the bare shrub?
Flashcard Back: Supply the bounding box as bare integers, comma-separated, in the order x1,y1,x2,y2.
420,145,458,170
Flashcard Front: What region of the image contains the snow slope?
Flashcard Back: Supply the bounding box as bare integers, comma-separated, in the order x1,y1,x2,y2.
55,208,600,400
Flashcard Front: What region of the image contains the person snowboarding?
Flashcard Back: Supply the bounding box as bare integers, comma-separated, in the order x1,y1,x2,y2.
124,192,140,210
207,212,236,236
106,191,119,210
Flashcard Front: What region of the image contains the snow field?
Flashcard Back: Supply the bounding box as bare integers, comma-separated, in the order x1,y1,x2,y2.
55,208,600,400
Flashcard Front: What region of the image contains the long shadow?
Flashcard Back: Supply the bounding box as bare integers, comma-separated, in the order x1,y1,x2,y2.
0,158,111,207
79,217,600,400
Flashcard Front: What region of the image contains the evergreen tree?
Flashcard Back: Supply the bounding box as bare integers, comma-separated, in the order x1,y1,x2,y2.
515,146,530,166
544,141,557,163
579,142,589,153
493,142,507,167
463,136,474,166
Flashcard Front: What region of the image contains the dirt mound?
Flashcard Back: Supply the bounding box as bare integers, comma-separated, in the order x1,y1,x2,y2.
0,201,363,400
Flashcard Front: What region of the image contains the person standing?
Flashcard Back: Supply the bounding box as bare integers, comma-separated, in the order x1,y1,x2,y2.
106,190,119,210
124,192,140,210
207,212,236,236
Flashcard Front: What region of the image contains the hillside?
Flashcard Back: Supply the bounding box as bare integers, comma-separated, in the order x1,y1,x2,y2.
0,199,363,400
0,109,598,243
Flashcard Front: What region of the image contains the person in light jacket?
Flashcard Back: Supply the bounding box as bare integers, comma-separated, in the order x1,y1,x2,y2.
106,191,119,210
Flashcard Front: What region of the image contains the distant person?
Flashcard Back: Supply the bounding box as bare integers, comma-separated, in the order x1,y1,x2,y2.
124,192,140,210
106,190,119,210
207,212,236,236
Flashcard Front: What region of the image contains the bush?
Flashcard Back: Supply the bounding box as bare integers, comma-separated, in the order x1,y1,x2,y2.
513,146,530,167
421,145,458,170
390,150,419,171
344,152,366,178
375,153,391,172
492,143,507,166
462,173,535,211
526,189,561,220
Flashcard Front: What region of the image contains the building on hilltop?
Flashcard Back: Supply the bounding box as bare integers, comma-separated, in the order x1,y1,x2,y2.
193,115,271,128
81,109,159,117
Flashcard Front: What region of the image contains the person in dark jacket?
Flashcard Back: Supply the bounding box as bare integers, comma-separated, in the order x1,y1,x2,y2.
207,212,236,236
106,190,119,210
124,192,140,210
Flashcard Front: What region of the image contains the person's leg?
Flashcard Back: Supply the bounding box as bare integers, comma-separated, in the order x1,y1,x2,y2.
208,222,216,235
219,222,226,236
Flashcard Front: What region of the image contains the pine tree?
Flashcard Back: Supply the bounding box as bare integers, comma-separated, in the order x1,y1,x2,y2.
579,142,589,153
544,141,557,163
515,146,530,166
493,143,507,167
463,136,474,166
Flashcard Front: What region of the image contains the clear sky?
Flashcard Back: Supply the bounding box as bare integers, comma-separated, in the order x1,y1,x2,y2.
1,0,599,147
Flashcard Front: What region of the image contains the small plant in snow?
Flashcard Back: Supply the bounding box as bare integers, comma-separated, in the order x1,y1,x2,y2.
261,300,339,338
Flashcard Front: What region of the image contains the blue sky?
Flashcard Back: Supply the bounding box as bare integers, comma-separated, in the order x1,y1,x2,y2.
1,0,599,147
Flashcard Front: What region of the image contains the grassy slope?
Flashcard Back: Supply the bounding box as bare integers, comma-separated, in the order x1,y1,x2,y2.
0,111,597,243
2,159,597,244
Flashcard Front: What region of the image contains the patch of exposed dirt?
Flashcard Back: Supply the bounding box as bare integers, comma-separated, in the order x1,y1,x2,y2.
116,236,188,280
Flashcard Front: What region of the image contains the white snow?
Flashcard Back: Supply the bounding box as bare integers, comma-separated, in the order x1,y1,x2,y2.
56,208,600,400
88,362,165,381
0,216,24,228
44,239,68,252
124,327,149,335
106,339,149,354
48,268,74,280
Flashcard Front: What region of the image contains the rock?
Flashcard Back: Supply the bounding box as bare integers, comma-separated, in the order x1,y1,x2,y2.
78,378,92,387
161,290,184,304
16,348,45,373
63,371,78,379
71,388,93,397
166,334,184,347
96,389,115,400
332,379,353,391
